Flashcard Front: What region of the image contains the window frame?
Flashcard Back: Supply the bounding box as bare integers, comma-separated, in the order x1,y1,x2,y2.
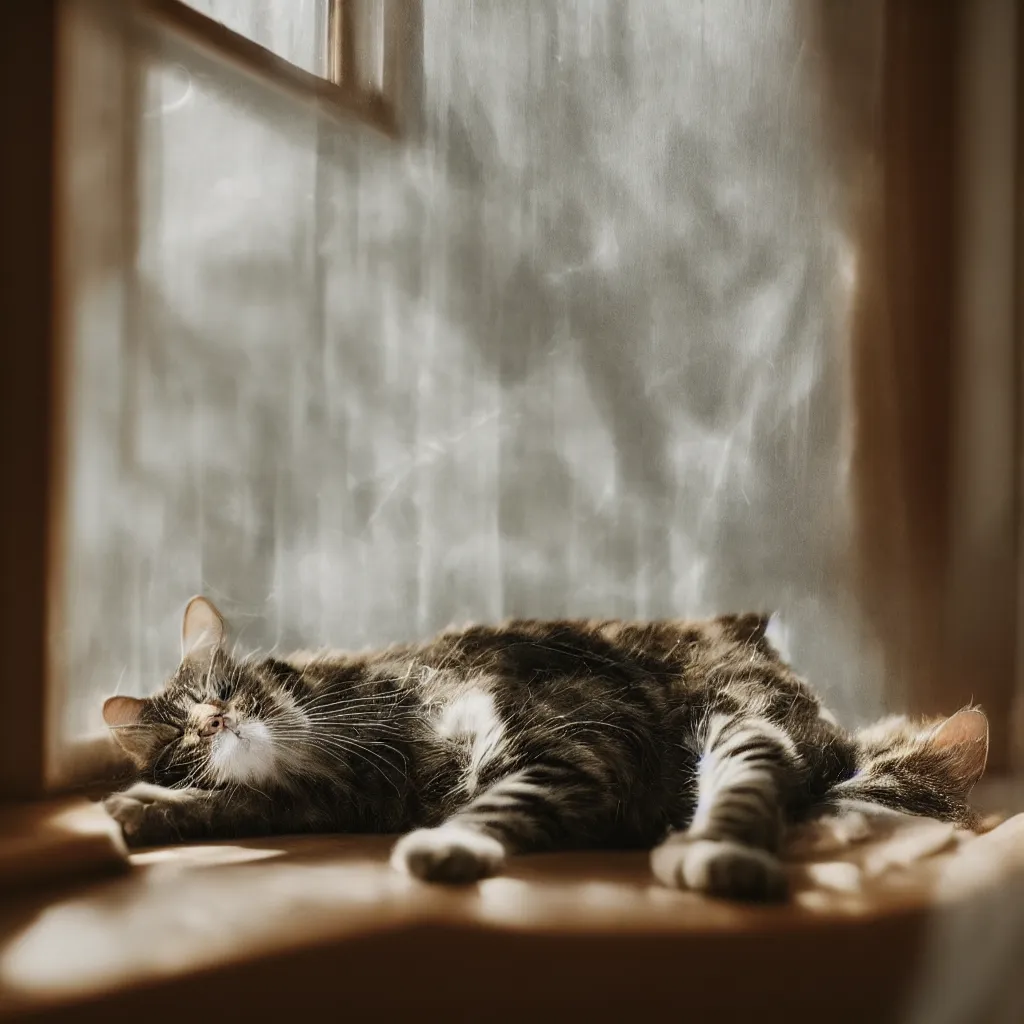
0,2,60,799
139,0,406,136
850,0,1022,774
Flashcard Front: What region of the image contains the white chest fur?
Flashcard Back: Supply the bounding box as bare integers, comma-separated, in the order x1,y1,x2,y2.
433,689,506,796
208,720,277,786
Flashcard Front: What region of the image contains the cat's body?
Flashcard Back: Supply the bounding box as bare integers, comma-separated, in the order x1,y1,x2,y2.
103,597,989,902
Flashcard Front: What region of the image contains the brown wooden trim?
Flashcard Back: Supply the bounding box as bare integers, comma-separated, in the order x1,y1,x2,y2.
0,4,61,799
326,0,355,89
1015,0,1024,774
945,0,1020,776
850,2,1024,773
0,915,936,1023
324,0,420,136
850,1,961,731
135,0,397,136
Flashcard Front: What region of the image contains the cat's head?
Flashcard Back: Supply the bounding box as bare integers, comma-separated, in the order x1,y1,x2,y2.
102,597,307,789
836,707,990,829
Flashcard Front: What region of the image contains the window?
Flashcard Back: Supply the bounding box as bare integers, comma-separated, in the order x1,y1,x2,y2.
133,0,410,134
2,0,1021,798
176,0,402,98
180,0,328,76
1,2,1023,1020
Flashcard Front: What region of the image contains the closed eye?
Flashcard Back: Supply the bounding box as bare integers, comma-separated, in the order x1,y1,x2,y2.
152,735,186,783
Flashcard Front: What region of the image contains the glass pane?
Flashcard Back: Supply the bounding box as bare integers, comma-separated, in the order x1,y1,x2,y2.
56,13,322,756
182,0,326,76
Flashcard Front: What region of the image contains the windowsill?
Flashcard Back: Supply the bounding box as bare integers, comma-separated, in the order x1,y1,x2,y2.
0,801,1023,1021
0,798,127,894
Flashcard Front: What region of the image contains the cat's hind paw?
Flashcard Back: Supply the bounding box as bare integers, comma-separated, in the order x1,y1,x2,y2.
390,825,506,884
651,837,788,902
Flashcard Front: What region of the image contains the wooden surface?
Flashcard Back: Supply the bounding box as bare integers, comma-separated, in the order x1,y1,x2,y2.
0,799,127,894
848,2,1021,771
0,807,1022,1022
849,1,967,749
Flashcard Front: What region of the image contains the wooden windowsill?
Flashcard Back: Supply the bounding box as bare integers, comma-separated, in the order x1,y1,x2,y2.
0,799,127,894
0,803,1023,1022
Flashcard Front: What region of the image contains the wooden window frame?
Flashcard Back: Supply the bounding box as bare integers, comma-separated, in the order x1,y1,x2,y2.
851,0,1022,775
136,0,406,137
1,2,61,800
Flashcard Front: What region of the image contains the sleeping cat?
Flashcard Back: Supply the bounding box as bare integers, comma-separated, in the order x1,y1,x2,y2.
101,596,989,902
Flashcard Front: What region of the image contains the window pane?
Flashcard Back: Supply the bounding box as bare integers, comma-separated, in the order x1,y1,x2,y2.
182,0,327,76
55,13,322,760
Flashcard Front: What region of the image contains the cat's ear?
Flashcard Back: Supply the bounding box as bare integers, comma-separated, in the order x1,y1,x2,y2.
923,707,989,795
181,595,226,664
103,695,145,729
724,612,772,646
102,696,171,764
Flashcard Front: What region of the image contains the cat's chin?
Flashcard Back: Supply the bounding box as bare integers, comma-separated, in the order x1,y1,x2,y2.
209,720,279,786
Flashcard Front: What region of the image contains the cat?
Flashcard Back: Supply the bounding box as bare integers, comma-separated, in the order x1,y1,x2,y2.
101,596,989,902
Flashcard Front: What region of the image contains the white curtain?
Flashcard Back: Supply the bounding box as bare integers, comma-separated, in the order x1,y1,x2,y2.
61,0,886,741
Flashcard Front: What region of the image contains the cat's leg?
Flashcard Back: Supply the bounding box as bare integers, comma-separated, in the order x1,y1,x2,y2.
391,762,612,884
104,782,282,846
650,712,800,901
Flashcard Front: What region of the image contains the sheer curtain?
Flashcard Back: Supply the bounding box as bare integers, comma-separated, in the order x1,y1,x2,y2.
60,0,886,745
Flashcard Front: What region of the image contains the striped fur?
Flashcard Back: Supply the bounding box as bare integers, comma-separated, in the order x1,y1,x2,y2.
102,599,989,902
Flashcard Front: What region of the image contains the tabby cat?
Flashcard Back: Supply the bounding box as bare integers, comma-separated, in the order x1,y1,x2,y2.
102,596,989,902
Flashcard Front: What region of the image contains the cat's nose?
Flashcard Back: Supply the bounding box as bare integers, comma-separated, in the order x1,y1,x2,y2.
200,714,227,737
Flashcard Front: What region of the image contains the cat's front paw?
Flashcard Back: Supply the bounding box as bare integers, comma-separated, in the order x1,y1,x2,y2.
103,792,148,837
651,837,788,902
390,825,506,884
103,782,200,847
